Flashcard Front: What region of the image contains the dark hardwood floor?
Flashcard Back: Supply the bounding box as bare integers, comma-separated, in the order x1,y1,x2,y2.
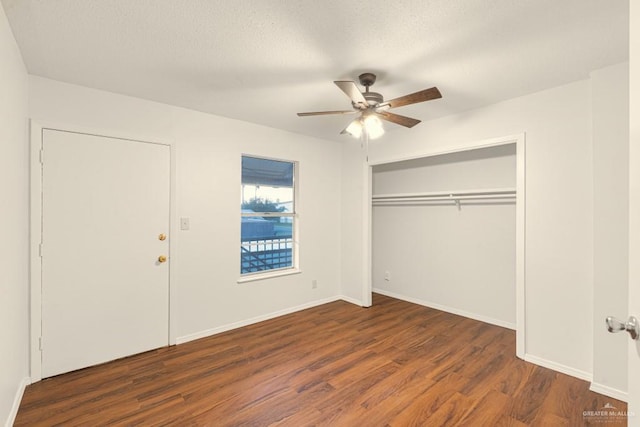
16,294,627,426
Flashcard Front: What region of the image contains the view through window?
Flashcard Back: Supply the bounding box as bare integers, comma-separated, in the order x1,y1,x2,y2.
240,156,296,275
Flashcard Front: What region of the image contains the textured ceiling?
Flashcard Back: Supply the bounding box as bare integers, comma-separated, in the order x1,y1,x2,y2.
2,0,629,142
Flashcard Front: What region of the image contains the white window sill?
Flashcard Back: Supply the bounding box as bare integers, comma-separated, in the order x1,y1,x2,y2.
237,268,302,284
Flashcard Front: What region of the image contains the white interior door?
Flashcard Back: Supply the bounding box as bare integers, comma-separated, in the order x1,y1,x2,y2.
41,129,170,378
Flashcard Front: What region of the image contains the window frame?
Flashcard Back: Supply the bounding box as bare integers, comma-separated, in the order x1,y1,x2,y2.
238,154,300,282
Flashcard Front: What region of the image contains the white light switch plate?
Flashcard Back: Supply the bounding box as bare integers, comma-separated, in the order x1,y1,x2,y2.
180,217,190,230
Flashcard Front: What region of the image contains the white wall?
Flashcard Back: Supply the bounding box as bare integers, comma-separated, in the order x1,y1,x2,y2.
372,145,517,328
352,77,597,379
0,3,29,426
340,141,369,304
28,76,343,344
591,62,629,398
372,144,516,194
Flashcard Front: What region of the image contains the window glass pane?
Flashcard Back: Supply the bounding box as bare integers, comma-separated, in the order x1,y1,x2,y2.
240,155,295,275
241,216,293,274
242,157,293,187
241,216,292,240
241,186,293,212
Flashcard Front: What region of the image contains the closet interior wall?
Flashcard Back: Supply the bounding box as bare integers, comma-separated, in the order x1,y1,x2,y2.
372,144,517,328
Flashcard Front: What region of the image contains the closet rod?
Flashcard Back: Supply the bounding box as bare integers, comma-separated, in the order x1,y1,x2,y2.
373,194,515,204
372,188,516,204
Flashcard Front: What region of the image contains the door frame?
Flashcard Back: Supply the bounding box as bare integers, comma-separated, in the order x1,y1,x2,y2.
29,120,177,382
628,0,640,416
364,133,526,358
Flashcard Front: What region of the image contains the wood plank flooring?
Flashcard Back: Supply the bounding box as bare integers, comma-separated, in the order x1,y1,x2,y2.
16,294,627,426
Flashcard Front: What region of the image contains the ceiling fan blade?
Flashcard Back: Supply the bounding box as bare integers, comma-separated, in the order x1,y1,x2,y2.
374,111,421,128
297,110,357,117
334,81,368,107
384,87,442,109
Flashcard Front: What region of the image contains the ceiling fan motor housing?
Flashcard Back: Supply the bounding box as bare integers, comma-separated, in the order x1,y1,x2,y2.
358,72,377,87
358,73,383,106
363,91,383,106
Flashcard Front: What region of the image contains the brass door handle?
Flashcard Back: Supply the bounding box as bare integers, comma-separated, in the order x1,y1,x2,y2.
158,255,167,263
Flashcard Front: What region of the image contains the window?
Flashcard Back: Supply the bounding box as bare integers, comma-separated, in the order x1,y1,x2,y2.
240,155,297,276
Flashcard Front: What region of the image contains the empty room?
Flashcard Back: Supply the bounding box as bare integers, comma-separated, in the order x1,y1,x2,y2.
2,0,640,426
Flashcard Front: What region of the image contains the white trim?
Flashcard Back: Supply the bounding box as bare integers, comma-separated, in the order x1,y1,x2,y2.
237,268,302,283
168,141,177,346
29,120,177,382
340,294,365,306
524,354,592,382
515,133,526,359
241,212,295,217
367,133,523,166
29,121,43,382
373,288,516,330
590,382,629,402
367,133,526,358
176,296,344,344
5,377,30,427
362,152,373,307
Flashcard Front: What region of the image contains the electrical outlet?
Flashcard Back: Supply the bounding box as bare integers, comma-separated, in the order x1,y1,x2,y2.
312,279,318,289
384,271,391,281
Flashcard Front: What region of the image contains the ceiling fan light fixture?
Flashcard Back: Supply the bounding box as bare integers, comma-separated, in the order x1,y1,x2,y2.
364,114,384,139
345,119,363,138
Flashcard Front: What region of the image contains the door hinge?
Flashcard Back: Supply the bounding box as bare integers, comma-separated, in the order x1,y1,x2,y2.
39,336,43,351
39,243,43,258
39,149,44,164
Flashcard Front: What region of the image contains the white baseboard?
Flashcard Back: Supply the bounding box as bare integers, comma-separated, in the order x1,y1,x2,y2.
176,296,345,344
339,295,364,306
372,288,516,330
589,382,628,402
523,354,592,382
5,377,30,427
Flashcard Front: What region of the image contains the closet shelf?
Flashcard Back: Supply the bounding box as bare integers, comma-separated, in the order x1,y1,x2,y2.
372,187,516,205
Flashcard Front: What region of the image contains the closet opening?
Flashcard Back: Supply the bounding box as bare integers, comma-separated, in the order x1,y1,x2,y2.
366,136,525,358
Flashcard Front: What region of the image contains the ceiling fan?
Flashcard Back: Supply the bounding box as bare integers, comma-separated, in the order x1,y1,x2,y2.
297,73,442,139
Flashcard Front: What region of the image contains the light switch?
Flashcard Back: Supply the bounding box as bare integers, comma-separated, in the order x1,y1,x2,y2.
180,217,190,231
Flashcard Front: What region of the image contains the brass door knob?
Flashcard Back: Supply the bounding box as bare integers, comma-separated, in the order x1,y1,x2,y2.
159,233,167,241
158,255,167,263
